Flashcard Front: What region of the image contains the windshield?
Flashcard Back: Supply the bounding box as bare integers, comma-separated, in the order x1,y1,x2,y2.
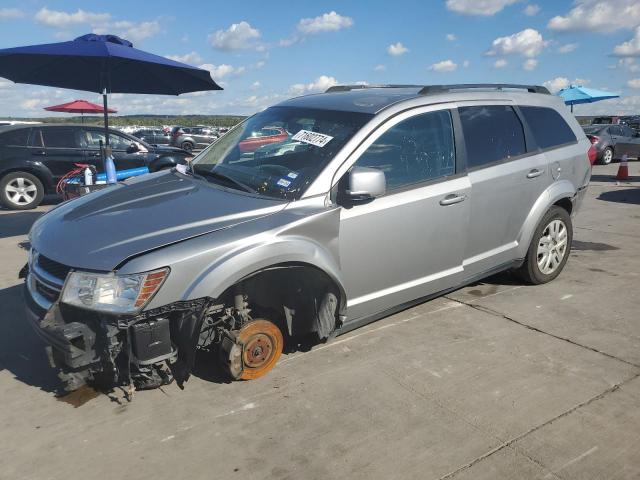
190,106,372,199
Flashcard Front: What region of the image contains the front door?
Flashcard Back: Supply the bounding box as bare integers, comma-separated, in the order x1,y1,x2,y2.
83,129,146,172
338,108,470,322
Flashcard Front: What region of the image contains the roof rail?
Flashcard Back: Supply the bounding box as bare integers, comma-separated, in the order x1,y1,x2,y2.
325,84,424,93
418,84,550,95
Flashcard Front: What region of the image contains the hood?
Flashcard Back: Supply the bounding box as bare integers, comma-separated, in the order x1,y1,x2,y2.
30,172,286,271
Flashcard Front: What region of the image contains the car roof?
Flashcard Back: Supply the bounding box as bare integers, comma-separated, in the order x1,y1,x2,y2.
275,84,554,114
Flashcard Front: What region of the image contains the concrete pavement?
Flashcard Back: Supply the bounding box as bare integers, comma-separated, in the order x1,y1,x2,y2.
0,163,639,479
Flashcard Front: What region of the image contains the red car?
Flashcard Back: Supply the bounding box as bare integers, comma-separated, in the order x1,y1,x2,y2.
239,127,288,153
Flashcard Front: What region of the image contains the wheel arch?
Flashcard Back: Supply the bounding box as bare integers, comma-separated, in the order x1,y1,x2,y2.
516,180,576,259
0,164,53,193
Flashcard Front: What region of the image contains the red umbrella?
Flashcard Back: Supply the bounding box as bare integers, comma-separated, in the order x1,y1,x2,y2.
44,99,117,122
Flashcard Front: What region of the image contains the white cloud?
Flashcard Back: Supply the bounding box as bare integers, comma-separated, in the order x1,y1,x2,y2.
34,7,111,28
446,0,518,16
463,60,470,68
523,4,540,16
493,58,508,68
557,43,578,54
548,0,640,33
523,58,538,70
542,77,590,93
199,63,246,79
486,28,547,58
429,60,458,72
101,20,160,43
289,75,338,95
446,33,457,41
166,52,203,65
209,21,260,51
613,26,640,57
0,8,24,19
34,8,160,43
297,11,353,34
251,81,261,91
387,42,409,56
628,79,640,89
614,58,640,72
0,80,12,88
374,64,386,72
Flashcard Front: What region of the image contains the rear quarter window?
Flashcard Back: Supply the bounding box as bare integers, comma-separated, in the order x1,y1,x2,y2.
520,106,577,150
0,128,30,146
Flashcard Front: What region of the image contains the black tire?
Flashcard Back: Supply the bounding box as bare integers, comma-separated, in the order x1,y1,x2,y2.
0,171,44,210
599,147,613,165
181,142,193,153
516,206,572,285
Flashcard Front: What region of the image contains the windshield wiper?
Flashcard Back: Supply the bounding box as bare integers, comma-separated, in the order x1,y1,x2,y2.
192,168,257,194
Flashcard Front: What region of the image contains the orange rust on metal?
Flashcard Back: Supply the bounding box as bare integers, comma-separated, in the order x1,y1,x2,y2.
237,319,283,380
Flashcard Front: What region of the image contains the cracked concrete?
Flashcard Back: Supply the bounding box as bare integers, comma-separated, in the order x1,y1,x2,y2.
0,163,639,479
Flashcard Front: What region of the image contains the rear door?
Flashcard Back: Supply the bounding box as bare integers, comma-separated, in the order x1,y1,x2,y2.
31,127,85,180
457,103,551,279
608,126,626,157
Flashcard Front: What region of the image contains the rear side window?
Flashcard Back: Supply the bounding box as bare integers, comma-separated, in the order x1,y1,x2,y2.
520,106,577,150
0,128,29,146
458,105,526,169
608,126,623,136
38,128,80,148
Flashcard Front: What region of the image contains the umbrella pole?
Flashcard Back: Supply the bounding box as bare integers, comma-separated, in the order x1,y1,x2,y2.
571,104,574,113
102,89,109,146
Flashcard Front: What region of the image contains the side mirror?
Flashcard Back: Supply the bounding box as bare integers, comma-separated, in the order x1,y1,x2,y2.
344,166,386,203
126,143,139,154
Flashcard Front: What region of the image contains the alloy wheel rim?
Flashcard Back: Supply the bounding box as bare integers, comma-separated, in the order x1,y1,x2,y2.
5,177,37,206
604,149,612,163
537,219,568,275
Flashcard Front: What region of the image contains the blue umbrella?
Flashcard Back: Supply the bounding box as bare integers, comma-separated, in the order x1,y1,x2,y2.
557,85,620,113
0,34,222,144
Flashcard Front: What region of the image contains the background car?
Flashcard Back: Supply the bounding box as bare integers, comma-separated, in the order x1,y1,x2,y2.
169,126,218,152
583,124,640,165
131,128,170,145
238,126,289,153
0,124,190,209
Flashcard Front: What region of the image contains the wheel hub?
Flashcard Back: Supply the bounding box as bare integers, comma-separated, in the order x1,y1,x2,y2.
243,334,273,368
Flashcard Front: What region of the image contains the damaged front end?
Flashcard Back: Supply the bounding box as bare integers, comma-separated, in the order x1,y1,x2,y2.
22,252,215,393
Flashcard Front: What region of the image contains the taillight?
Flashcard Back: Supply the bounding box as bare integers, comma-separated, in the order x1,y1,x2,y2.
588,135,599,145
587,145,597,165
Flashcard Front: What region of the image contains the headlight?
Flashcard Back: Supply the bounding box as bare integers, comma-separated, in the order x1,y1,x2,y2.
61,268,169,314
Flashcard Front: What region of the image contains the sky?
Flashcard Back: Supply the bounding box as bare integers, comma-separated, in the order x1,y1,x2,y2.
1,0,640,118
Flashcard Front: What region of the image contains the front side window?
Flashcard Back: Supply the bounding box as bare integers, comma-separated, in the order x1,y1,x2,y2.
608,126,623,136
191,106,372,200
459,105,526,169
352,110,455,190
520,106,577,150
85,131,135,150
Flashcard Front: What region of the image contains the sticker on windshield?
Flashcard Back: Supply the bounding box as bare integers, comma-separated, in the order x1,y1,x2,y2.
291,129,334,148
286,171,299,179
277,178,291,187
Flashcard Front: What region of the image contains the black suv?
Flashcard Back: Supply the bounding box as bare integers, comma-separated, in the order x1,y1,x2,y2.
0,124,190,209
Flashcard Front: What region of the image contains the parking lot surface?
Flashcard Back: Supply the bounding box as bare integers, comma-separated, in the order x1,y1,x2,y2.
1,163,639,480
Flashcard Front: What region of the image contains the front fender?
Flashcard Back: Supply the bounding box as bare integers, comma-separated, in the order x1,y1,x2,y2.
186,237,347,314
516,179,577,258
148,155,185,172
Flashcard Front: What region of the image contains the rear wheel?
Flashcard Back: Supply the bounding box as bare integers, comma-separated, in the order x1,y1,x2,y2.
517,206,572,284
600,147,613,165
181,142,193,153
220,319,284,380
0,171,44,210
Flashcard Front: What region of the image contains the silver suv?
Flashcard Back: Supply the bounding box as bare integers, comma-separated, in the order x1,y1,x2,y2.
23,84,591,392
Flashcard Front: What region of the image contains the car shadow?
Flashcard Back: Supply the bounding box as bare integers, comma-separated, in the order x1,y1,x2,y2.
597,188,640,205
0,284,62,393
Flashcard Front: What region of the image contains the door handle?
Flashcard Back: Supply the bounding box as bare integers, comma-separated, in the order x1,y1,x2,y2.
526,169,543,179
439,193,467,206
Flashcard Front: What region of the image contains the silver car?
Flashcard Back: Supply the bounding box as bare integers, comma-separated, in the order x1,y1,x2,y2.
23,84,591,392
